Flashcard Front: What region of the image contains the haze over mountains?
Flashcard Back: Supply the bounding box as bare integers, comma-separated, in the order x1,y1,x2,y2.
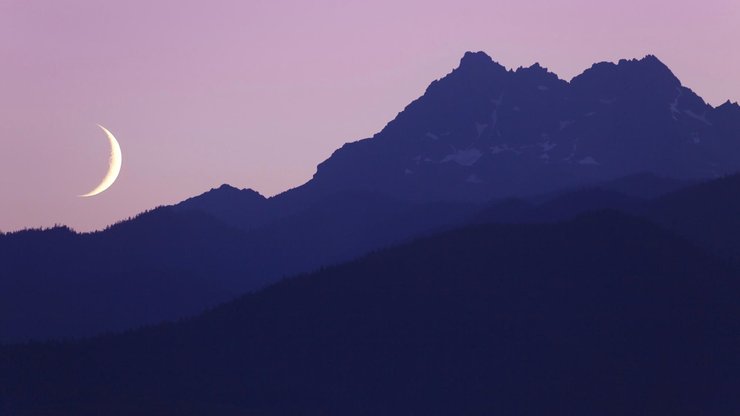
2,51,740,345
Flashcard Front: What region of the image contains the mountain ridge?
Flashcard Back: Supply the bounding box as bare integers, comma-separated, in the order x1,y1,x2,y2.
176,51,738,228
294,51,739,205
3,211,738,415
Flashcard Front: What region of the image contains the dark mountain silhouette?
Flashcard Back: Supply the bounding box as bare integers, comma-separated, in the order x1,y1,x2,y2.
470,173,692,225
283,52,740,204
2,212,738,415
2,51,739,343
468,172,691,225
569,172,694,199
473,188,645,225
470,172,740,265
0,208,255,342
0,192,476,342
0,171,699,343
646,173,740,261
171,53,737,227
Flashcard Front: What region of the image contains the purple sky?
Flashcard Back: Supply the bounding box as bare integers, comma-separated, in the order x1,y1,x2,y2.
2,0,739,232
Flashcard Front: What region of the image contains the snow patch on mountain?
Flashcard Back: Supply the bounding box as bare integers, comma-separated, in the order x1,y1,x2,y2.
442,148,483,166
670,87,682,120
491,144,521,155
578,156,600,165
684,110,712,126
425,132,440,140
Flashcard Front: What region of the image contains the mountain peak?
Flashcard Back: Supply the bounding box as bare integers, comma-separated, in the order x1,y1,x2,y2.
459,51,493,65
175,184,265,212
206,184,264,198
173,184,268,229
513,61,559,79
572,53,681,96
215,183,238,191
616,54,664,65
456,51,507,74
639,54,663,64
714,99,740,121
618,54,677,79
522,62,546,71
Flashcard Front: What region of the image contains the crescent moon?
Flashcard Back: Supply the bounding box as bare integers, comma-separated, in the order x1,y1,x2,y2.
79,125,122,197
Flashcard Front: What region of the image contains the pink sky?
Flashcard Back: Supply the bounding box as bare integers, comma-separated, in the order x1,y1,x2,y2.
1,0,739,231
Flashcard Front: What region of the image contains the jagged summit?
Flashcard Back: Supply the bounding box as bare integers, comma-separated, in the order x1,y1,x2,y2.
458,50,498,67
619,54,680,81
446,51,508,84
572,54,681,94
176,51,739,211
454,51,677,85
307,51,740,203
719,100,740,109
515,62,549,73
618,54,670,67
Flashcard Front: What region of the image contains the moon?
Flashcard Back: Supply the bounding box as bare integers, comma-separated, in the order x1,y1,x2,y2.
79,125,122,197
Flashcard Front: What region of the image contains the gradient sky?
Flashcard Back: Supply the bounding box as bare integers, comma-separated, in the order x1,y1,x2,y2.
1,0,739,232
